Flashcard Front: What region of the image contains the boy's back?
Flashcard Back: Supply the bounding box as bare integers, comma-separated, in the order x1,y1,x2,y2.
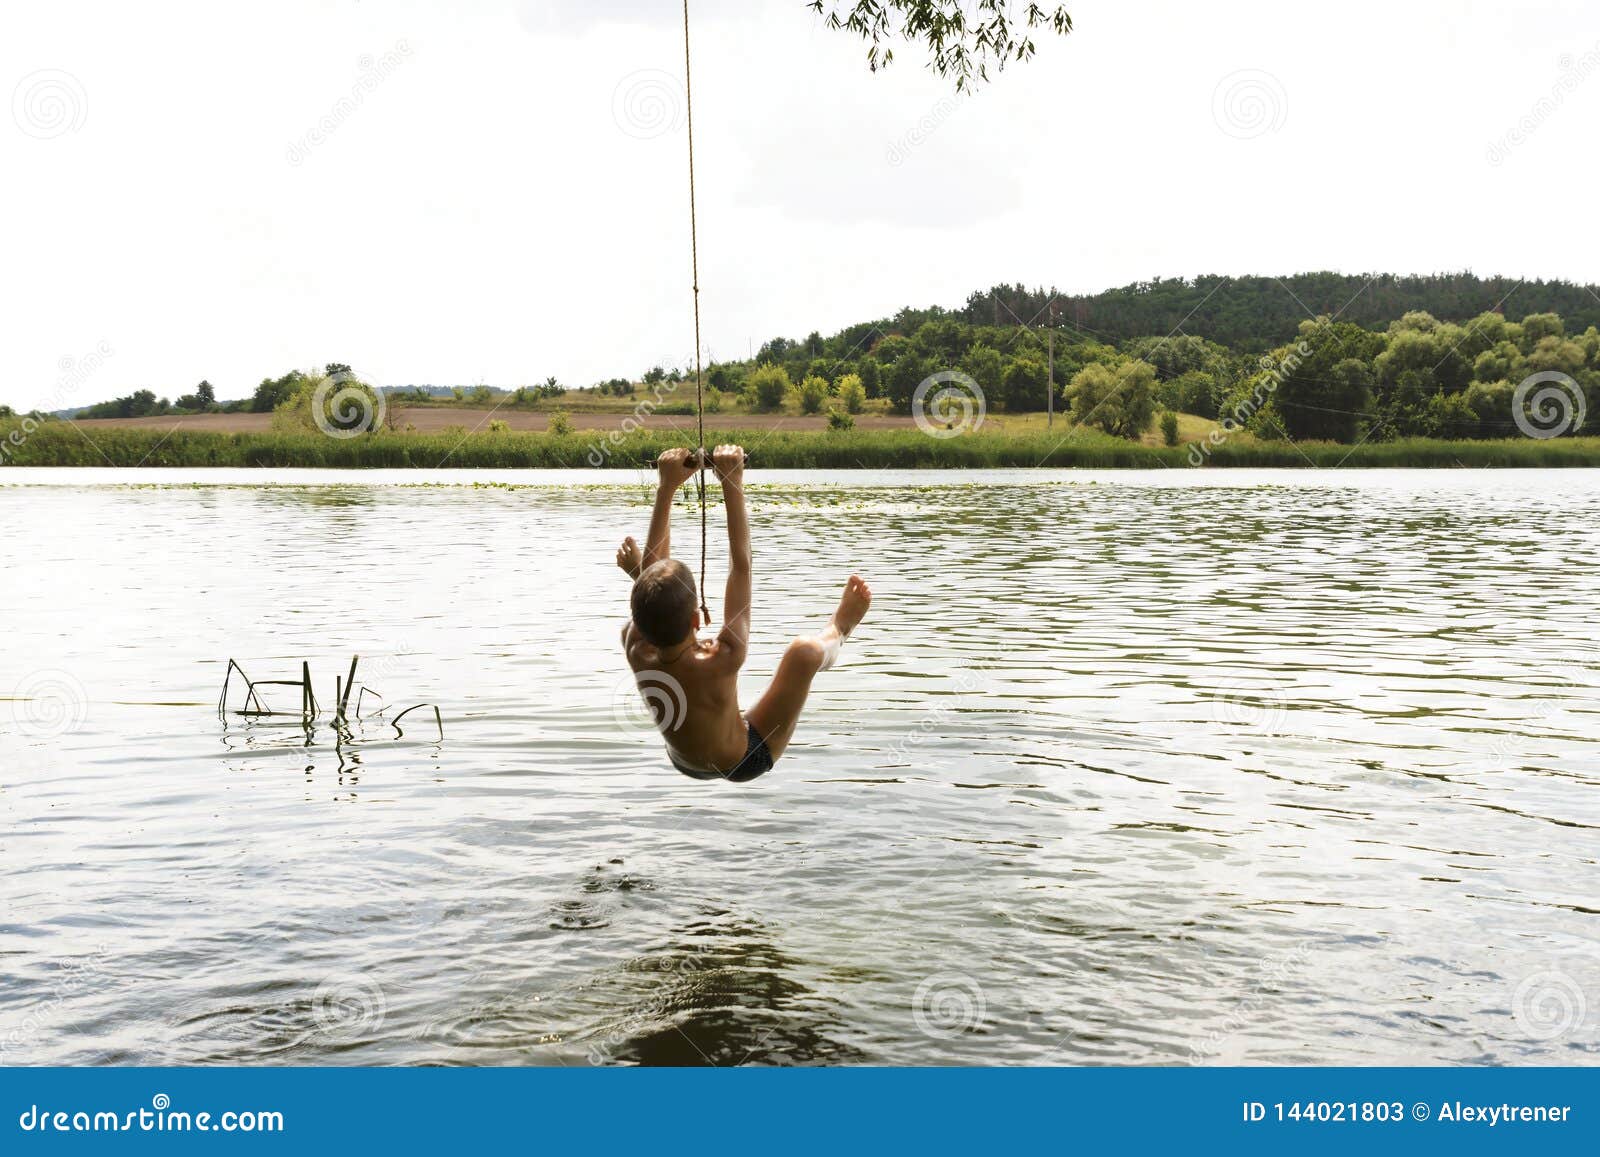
618,446,870,783
622,606,748,774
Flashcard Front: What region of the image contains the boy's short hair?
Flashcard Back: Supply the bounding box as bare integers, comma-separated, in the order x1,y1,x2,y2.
631,559,698,647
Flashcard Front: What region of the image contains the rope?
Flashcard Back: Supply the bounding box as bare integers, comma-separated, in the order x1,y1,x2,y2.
682,0,711,626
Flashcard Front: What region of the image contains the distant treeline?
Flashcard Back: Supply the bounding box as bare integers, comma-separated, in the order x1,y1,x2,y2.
68,366,573,421
51,272,1600,447
958,273,1600,352
686,301,1599,445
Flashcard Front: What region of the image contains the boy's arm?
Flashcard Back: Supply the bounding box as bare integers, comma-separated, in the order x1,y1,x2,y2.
643,449,696,569
713,445,751,657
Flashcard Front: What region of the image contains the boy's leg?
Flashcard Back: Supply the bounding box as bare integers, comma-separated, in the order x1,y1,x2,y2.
745,575,870,763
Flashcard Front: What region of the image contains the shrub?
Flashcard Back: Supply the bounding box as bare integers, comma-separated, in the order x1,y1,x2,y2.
799,375,830,414
547,410,574,436
250,373,304,413
1423,391,1479,440
828,409,855,431
1160,411,1179,446
836,373,867,414
488,419,510,433
272,373,382,436
748,364,791,411
1067,360,1157,439
1001,357,1047,412
1161,370,1220,418
858,359,881,397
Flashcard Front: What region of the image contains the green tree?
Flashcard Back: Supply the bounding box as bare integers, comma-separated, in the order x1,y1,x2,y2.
857,358,881,397
912,318,966,363
799,375,830,414
748,364,791,411
836,373,867,414
1388,310,1440,334
1474,342,1525,384
1161,370,1220,418
78,389,169,420
251,372,303,413
175,379,217,412
1274,323,1380,442
1519,312,1564,345
958,343,1004,405
1466,379,1516,434
1422,391,1480,440
273,373,381,435
1526,336,1585,376
1000,357,1047,411
886,353,935,413
1126,334,1220,381
811,0,1073,89
1066,360,1156,438
1580,327,1600,366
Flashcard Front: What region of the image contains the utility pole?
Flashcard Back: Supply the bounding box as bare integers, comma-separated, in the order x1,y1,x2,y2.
1047,299,1056,428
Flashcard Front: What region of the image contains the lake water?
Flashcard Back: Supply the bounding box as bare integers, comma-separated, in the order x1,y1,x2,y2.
2,468,1597,1066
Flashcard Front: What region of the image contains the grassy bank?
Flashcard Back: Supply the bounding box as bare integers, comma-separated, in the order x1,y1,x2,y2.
5,421,1600,469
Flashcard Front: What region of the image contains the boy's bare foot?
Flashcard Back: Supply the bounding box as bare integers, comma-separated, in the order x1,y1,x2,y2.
831,574,872,638
616,535,643,580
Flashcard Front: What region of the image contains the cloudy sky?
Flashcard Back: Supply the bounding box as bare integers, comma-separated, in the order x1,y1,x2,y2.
2,0,1596,411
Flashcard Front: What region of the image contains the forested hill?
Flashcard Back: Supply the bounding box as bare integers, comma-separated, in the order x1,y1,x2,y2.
956,274,1600,352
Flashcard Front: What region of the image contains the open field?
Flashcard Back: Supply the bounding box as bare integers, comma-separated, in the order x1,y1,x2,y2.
72,406,923,436
57,408,1240,449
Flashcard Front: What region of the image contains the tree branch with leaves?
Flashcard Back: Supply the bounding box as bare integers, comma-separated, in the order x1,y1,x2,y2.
810,1,1073,89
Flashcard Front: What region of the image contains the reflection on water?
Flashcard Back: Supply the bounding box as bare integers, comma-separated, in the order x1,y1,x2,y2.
0,469,1597,1066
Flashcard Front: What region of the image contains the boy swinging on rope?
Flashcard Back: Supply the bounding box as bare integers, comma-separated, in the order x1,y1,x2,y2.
616,445,872,782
